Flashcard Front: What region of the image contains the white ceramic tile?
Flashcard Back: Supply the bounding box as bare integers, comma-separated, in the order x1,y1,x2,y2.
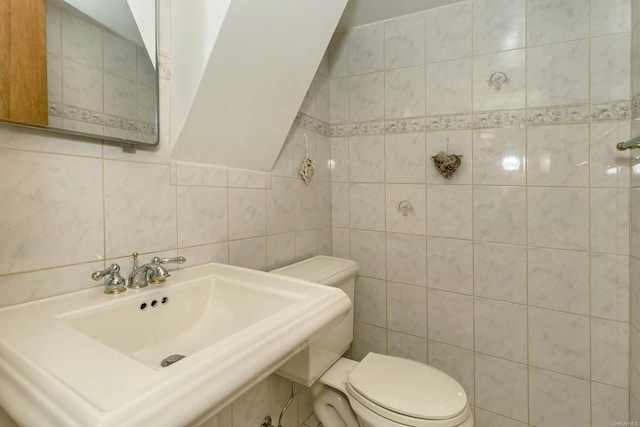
385,133,426,183
330,138,349,182
137,46,156,87
427,237,473,295
61,12,102,68
591,318,629,387
268,376,298,427
428,340,475,405
103,32,137,81
228,188,266,240
48,54,62,104
330,78,349,124
387,282,427,337
632,326,640,402
591,382,629,427
633,28,640,97
231,379,269,427
591,188,630,254
385,66,425,119
104,73,137,120
426,185,472,239
474,242,527,303
348,73,385,122
528,187,589,250
104,161,176,259
177,186,228,247
590,121,631,188
348,135,385,182
266,177,294,234
425,2,472,63
529,367,590,427
385,14,426,69
474,408,526,427
528,247,590,315
228,237,266,271
426,58,472,115
475,354,528,422
475,297,527,363
350,183,385,230
473,186,526,244
473,49,525,111
295,230,318,262
46,4,62,55
0,124,102,157
352,322,387,361
386,233,427,286
314,74,330,123
266,233,295,271
633,258,640,329
350,230,386,279
526,0,590,46
328,32,349,79
632,394,640,427
386,184,427,235
591,254,630,322
315,135,332,182
332,227,350,259
331,182,349,228
62,59,103,112
529,307,590,379
592,0,631,36
635,0,640,29
355,277,386,327
387,331,427,363
294,180,317,231
527,40,590,108
272,136,293,178
348,23,384,75
228,169,266,189
318,227,332,256
177,243,228,268
472,128,526,185
426,130,473,184
634,190,640,258
473,0,525,54
592,33,631,103
428,289,473,349
316,181,331,228
176,162,227,186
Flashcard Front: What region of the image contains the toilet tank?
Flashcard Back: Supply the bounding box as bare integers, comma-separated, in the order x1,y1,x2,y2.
271,256,358,386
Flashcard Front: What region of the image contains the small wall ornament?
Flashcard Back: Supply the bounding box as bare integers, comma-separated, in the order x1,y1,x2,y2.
487,71,510,91
299,133,316,185
432,151,463,179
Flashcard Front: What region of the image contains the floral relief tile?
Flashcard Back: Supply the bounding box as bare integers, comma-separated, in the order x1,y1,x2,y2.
386,184,426,235
473,49,525,111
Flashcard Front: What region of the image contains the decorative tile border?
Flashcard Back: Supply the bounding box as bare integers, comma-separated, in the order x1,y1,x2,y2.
632,94,640,119
49,103,156,135
349,121,384,136
385,118,425,133
424,114,471,131
473,109,525,129
527,104,590,126
590,101,631,121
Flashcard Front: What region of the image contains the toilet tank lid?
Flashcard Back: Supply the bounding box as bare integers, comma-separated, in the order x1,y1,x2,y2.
271,256,359,286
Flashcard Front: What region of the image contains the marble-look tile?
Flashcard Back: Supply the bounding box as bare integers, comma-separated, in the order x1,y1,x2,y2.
332,227,350,259
348,134,385,182
385,14,426,69
228,237,266,271
528,307,590,379
472,0,525,55
385,66,425,119
632,394,640,427
590,121,630,188
61,12,102,69
104,73,137,120
330,182,349,228
348,73,385,122
425,2,472,63
472,128,525,185
350,230,386,279
427,237,473,295
426,185,472,239
528,247,589,315
104,161,175,259
385,133,426,183
315,135,332,182
228,169,266,189
269,376,298,427
591,188,630,254
591,33,631,103
633,258,640,329
428,340,475,405
266,177,294,234
633,28,640,99
527,187,589,250
46,4,62,55
426,130,473,184
266,233,295,271
355,277,386,327
591,318,629,388
272,136,293,178
428,289,473,349
526,0,589,46
634,189,640,258
348,23,384,75
328,32,349,79
473,49,525,111
387,282,427,337
330,138,348,182
62,59,103,112
177,243,228,268
632,326,640,403
177,186,228,247
474,242,527,303
297,385,314,427
0,124,102,157
314,74,330,123
295,230,317,262
386,184,426,235
103,32,137,81
386,233,427,286
474,408,526,427
330,78,349,124
527,40,589,108
473,186,526,245
592,0,631,36
474,298,527,363
231,379,269,427
352,322,387,361
316,181,331,228
294,180,317,231
318,227,332,256
527,124,589,187
591,253,630,322
475,354,528,422
228,188,266,240
529,367,590,427
426,58,472,115
47,54,62,104
591,382,629,427
176,162,227,186
387,331,427,363
350,184,385,231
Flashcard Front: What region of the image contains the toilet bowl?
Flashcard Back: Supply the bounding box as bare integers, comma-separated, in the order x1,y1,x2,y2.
272,256,473,427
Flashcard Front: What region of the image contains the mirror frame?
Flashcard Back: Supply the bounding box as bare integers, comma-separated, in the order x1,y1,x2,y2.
3,0,160,148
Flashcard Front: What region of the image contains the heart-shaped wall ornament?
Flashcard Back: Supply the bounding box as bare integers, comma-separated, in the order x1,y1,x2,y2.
432,151,463,179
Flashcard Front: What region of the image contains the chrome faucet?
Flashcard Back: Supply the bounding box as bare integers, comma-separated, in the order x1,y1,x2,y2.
92,264,127,294
127,252,187,289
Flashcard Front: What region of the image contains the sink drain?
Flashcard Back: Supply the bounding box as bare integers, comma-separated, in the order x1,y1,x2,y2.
161,354,185,367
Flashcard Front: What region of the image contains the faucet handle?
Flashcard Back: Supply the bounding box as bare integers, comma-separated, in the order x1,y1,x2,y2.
92,264,127,294
153,256,187,265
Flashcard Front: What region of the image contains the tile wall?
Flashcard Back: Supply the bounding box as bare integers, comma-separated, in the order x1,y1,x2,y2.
328,0,634,426
46,2,158,142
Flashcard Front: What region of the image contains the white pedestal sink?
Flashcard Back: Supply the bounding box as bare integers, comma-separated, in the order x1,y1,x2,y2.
0,262,351,427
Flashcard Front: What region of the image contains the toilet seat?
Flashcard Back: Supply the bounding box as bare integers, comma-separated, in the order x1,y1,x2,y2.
345,353,470,427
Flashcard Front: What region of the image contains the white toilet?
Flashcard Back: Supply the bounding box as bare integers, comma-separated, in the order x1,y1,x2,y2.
272,256,473,427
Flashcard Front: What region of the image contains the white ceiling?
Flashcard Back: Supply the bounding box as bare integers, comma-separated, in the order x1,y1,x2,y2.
337,0,461,31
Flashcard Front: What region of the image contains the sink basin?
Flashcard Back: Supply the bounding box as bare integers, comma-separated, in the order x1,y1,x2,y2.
0,262,351,427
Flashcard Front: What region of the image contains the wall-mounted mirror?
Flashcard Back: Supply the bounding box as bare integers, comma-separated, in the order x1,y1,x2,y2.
0,0,158,146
